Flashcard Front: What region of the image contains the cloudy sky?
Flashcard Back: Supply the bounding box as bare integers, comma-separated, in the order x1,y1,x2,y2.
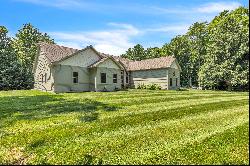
1,0,248,55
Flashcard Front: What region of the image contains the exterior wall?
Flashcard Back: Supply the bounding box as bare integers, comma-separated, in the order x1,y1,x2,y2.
89,68,97,91
34,51,55,91
53,58,122,92
130,69,169,89
53,48,102,92
95,67,121,91
53,65,90,92
168,67,181,90
59,48,101,67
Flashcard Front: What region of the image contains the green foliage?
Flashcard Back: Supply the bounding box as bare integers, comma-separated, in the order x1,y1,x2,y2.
11,23,54,89
12,23,54,70
121,44,146,61
166,35,191,87
136,83,147,89
0,90,248,164
199,7,249,90
0,26,32,90
122,7,249,91
137,83,161,90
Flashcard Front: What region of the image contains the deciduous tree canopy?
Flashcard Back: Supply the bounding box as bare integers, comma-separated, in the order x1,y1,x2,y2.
122,7,249,90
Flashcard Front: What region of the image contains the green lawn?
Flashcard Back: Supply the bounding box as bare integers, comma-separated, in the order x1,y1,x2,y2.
0,89,249,164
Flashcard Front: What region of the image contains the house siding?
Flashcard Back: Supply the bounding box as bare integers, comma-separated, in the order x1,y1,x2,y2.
53,65,90,92
95,67,121,91
34,49,55,91
59,48,101,67
130,68,169,89
168,68,181,90
34,44,181,93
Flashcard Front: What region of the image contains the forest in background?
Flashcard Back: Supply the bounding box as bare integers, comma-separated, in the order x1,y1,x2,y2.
0,7,249,91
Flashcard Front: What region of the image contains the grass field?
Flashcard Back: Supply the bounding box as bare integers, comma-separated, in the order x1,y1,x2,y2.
0,89,249,164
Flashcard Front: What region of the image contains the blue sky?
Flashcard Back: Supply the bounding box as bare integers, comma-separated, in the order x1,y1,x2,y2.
1,0,249,55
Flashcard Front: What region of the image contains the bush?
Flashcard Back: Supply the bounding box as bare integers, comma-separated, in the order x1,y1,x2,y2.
137,83,161,90
137,83,147,89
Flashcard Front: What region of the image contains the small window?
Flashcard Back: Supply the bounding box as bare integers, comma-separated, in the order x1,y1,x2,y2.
173,71,175,77
101,73,106,83
73,72,78,83
41,74,44,83
170,78,173,86
44,73,47,83
126,74,129,83
113,74,117,83
176,78,178,86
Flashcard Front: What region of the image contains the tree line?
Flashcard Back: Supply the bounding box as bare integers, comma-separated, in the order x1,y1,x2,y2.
0,7,248,91
121,7,249,91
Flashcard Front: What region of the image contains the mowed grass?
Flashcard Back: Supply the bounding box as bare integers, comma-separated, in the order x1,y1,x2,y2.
0,89,249,165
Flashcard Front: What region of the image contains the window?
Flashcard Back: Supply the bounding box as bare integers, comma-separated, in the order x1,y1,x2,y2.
121,71,124,82
113,74,117,83
41,74,44,83
173,71,175,77
176,78,178,86
170,78,173,86
73,72,78,83
101,73,106,83
44,73,47,83
126,73,129,83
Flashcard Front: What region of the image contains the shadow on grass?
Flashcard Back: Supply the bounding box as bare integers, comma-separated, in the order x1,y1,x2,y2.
0,94,120,127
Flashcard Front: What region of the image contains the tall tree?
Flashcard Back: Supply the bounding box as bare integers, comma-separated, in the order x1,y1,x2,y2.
199,7,249,90
12,23,54,70
144,47,167,59
0,26,32,90
121,44,145,61
187,22,208,87
166,35,192,86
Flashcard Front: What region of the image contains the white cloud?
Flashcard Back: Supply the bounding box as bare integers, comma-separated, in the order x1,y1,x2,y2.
146,24,190,35
49,23,140,55
49,22,193,55
196,2,241,13
150,1,241,15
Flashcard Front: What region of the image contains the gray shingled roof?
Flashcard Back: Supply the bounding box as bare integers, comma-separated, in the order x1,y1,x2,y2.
126,56,176,71
37,43,176,71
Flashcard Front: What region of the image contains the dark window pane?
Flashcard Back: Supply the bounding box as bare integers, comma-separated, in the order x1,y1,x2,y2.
73,72,78,83
101,73,106,83
113,74,117,83
73,72,78,77
170,78,172,86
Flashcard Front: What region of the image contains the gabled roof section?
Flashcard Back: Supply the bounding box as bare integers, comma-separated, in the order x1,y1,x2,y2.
37,42,104,64
88,56,125,69
127,56,176,71
36,42,180,72
38,42,79,64
100,53,132,69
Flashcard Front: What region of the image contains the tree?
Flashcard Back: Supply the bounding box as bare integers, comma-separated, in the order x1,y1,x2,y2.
0,26,32,90
12,23,54,89
199,7,249,90
144,47,167,59
12,23,54,70
166,35,192,87
121,44,145,61
187,22,208,87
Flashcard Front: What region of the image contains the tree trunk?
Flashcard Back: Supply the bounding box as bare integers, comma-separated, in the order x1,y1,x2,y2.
227,81,232,91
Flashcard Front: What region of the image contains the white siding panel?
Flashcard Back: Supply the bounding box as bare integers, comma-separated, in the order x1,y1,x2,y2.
59,48,100,67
